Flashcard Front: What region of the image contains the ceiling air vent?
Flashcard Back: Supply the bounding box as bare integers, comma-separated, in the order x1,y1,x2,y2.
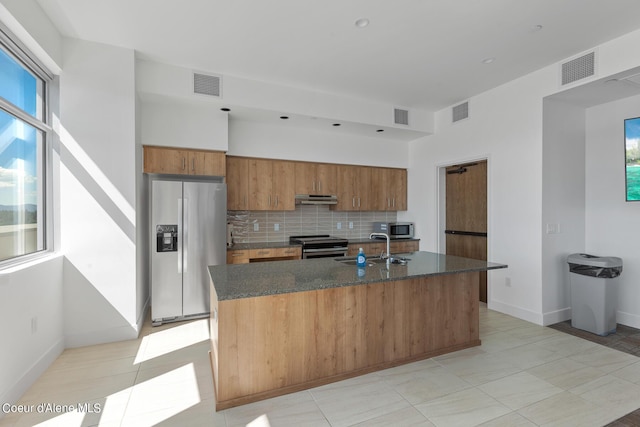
394,108,409,125
452,101,469,123
193,72,221,97
561,52,595,86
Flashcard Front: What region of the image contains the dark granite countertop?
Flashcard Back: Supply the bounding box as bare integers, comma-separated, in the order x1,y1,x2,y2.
209,251,507,301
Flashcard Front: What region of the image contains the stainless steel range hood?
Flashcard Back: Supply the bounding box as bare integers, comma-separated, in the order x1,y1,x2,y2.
295,194,338,205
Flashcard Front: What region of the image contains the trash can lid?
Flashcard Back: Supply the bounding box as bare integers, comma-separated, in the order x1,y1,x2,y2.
567,253,623,268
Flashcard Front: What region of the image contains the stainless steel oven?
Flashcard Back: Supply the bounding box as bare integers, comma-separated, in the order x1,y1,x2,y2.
289,235,348,259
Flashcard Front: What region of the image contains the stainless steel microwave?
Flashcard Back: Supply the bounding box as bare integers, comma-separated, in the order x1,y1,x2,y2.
372,222,414,239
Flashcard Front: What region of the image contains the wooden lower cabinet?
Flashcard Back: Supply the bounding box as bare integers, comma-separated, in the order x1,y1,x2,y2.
348,240,419,256
210,271,480,410
226,249,249,264
227,247,302,264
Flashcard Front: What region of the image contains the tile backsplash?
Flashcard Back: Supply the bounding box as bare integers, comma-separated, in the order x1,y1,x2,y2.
228,205,398,244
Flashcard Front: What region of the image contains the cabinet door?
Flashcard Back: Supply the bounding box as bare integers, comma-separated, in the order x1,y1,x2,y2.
294,162,318,195
271,160,295,210
144,146,189,174
248,159,272,210
226,157,250,210
190,151,225,176
357,166,371,210
388,168,407,211
316,163,337,195
369,168,387,210
227,250,249,264
334,165,359,211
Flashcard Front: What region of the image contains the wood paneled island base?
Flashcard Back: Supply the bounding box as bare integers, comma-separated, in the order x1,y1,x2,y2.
210,271,480,410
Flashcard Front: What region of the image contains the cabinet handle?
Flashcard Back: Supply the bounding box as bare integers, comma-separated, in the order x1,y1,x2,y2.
387,198,390,208
182,157,186,171
352,197,355,208
275,195,279,207
358,197,361,208
191,158,195,172
244,195,247,208
231,253,244,257
313,181,316,192
318,180,321,192
268,194,271,206
392,197,395,208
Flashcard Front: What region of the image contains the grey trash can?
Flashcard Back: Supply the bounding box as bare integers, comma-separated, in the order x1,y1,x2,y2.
567,253,623,336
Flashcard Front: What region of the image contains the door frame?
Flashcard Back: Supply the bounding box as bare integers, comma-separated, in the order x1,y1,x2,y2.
436,155,492,300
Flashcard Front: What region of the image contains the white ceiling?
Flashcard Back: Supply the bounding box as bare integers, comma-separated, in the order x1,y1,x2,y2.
37,0,640,113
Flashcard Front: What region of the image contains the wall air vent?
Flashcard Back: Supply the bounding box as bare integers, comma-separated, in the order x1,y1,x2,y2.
394,108,409,125
561,52,596,86
193,72,221,97
452,101,469,123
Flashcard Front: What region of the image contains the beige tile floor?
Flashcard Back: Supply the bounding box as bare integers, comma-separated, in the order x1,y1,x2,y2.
2,304,640,427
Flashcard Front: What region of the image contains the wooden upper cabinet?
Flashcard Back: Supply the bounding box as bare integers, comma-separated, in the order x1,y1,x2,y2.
226,156,250,210
143,145,225,177
294,162,337,195
333,165,373,211
379,168,407,211
247,158,295,211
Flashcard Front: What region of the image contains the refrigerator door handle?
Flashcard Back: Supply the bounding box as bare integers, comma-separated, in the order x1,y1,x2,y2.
182,197,188,273
178,198,183,274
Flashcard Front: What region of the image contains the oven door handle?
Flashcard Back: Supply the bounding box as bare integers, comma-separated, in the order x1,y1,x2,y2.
303,247,348,253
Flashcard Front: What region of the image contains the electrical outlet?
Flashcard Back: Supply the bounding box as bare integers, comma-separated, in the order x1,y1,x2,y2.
337,222,342,230
505,277,511,287
253,223,259,232
546,223,560,234
274,223,279,231
349,222,354,229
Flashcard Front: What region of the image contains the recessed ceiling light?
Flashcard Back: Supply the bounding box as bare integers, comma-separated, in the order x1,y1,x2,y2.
332,123,341,127
220,107,230,112
481,57,495,64
532,24,543,32
376,129,384,133
280,116,289,120
355,18,369,28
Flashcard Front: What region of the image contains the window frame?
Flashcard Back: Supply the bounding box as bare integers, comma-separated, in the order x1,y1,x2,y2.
0,23,54,267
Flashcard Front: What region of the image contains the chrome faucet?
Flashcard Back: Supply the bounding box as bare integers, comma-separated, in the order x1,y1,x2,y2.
369,232,390,260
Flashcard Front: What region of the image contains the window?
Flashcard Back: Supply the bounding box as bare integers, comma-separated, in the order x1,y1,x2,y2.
0,31,50,263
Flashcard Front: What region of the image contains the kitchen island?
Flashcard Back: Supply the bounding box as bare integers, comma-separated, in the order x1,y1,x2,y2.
208,251,507,410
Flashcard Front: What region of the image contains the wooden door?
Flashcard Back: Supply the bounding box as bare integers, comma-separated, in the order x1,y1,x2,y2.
445,160,488,302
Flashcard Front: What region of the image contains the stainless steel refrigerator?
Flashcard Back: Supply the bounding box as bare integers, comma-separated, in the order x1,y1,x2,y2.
150,177,226,326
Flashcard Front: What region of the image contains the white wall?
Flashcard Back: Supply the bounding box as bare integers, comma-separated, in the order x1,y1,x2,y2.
59,38,141,347
541,99,586,323
586,94,640,328
140,97,228,151
0,256,64,413
409,67,554,324
136,59,434,135
228,119,408,168
409,29,640,325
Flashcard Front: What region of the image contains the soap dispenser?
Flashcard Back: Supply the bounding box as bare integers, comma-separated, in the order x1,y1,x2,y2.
356,247,366,268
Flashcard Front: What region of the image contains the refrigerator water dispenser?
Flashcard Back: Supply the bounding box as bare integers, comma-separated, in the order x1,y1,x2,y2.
156,225,178,252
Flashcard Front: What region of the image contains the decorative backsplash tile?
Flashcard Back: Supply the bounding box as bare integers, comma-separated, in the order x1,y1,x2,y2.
228,205,398,244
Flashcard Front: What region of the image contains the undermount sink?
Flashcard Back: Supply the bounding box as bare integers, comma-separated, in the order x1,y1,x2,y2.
335,256,411,266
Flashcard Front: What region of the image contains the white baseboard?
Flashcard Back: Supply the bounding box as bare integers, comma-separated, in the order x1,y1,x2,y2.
542,307,572,326
0,337,64,418
617,310,640,329
488,299,544,325
65,323,139,348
